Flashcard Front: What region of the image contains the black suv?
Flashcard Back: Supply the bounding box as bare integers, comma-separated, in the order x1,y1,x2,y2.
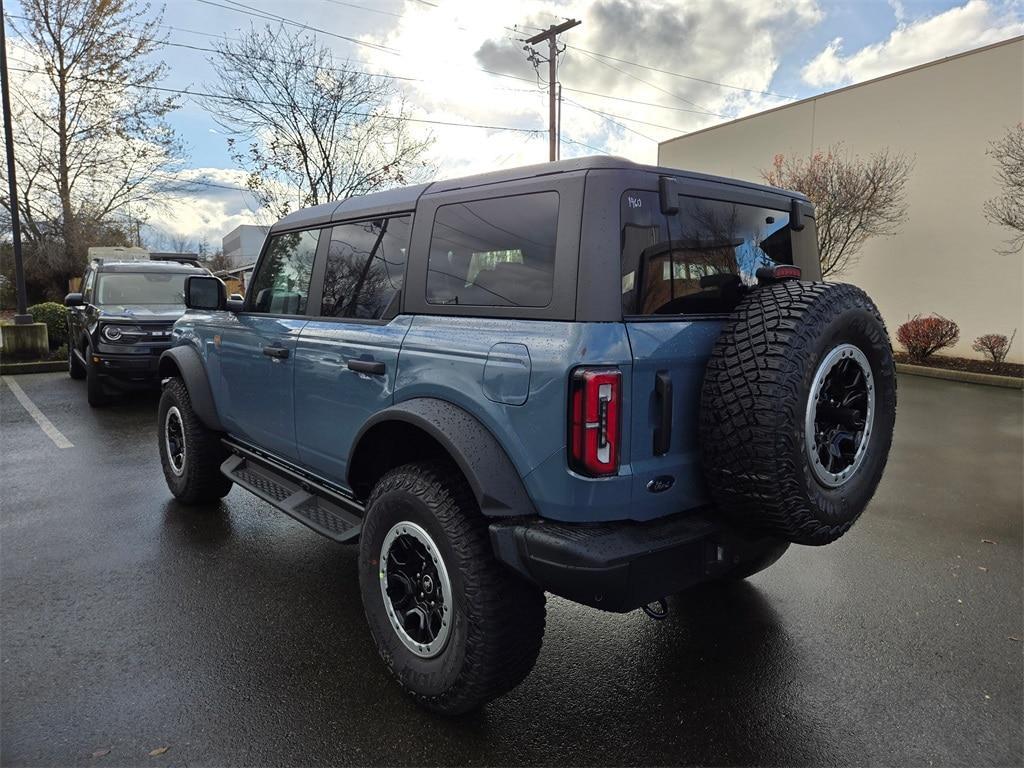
65,255,208,406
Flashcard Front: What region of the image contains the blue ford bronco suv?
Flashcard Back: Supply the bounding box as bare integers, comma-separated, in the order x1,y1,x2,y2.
156,157,896,714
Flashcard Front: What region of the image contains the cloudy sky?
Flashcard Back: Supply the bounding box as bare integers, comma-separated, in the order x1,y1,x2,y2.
9,0,1024,246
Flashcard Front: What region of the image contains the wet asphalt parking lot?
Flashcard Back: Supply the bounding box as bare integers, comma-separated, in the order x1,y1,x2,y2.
1,371,1021,767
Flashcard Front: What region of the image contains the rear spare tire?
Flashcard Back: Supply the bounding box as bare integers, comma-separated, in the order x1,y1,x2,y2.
700,281,896,546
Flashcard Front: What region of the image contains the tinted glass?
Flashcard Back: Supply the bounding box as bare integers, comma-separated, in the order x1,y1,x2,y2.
427,192,558,307
621,191,810,316
248,229,319,315
320,216,411,319
96,272,188,306
83,269,96,301
187,276,222,309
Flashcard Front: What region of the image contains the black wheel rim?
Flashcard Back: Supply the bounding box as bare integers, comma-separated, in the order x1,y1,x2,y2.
164,406,186,476
379,521,451,657
805,344,875,487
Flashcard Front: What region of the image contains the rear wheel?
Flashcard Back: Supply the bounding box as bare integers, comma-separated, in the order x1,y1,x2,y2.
158,377,232,504
700,281,897,546
358,462,546,715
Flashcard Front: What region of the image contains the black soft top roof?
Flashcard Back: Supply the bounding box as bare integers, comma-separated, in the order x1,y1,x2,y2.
269,155,808,233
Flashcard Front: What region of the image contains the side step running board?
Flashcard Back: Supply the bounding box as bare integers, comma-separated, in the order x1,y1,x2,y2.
221,453,363,543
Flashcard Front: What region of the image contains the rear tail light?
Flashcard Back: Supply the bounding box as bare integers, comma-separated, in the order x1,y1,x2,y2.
569,367,622,477
756,264,802,282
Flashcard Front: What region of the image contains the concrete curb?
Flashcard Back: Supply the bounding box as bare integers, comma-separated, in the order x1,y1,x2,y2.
896,363,1023,389
0,360,67,375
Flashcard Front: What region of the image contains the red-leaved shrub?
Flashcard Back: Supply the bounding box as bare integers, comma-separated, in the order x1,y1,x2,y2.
972,330,1016,365
897,315,960,362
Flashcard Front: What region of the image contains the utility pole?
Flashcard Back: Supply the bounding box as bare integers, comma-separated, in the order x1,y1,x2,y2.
0,0,31,324
524,19,580,162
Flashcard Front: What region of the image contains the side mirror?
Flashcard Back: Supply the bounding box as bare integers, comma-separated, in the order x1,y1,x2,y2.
64,292,84,307
790,198,806,232
185,275,226,311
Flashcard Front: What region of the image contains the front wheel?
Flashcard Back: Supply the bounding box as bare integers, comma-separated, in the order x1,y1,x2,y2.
85,346,109,406
157,377,232,504
358,462,546,716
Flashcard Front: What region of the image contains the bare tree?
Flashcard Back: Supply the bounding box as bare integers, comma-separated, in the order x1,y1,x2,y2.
203,25,434,219
984,123,1024,254
762,145,913,278
204,250,234,274
1,0,182,299
167,233,193,253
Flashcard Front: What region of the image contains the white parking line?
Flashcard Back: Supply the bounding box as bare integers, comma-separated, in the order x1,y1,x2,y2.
2,376,74,449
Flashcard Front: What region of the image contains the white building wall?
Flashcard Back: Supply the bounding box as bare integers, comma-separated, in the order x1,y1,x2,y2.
659,37,1024,362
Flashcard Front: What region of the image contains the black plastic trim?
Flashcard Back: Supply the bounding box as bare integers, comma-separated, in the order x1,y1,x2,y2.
223,436,363,509
158,346,224,432
487,510,794,612
348,398,536,517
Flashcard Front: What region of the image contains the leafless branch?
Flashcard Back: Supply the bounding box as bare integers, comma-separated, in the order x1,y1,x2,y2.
202,24,435,219
984,123,1024,254
761,144,913,278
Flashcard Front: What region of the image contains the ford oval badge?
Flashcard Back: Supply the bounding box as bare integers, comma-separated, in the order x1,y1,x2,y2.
646,475,675,493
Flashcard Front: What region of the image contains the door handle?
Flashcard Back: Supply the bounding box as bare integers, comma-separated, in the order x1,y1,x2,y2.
347,358,385,375
653,370,672,456
262,345,289,359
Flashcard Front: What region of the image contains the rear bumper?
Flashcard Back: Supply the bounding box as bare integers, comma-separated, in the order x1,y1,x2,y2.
489,510,772,612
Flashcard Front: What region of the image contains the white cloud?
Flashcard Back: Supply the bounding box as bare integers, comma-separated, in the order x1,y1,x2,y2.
143,168,262,249
802,0,1024,88
357,0,823,174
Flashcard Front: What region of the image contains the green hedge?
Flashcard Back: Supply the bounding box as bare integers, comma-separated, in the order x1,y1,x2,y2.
28,302,68,350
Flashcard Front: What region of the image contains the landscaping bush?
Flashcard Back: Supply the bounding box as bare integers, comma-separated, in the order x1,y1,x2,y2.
28,302,68,350
896,314,959,363
972,330,1016,365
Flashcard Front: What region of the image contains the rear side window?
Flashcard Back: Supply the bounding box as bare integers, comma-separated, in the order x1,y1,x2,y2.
320,216,411,319
426,192,558,308
248,229,319,315
621,191,816,316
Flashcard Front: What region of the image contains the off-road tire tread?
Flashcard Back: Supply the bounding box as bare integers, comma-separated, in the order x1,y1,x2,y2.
365,462,546,715
159,377,232,504
700,281,895,545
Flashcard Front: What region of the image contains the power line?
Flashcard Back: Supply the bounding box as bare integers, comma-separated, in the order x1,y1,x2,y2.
560,135,605,154
574,47,718,116
563,98,657,143
194,0,400,55
566,45,798,101
563,100,689,137
190,1,720,120
320,0,403,19
7,63,546,134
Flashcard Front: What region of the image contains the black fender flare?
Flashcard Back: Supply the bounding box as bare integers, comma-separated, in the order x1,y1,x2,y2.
348,398,537,518
158,346,224,432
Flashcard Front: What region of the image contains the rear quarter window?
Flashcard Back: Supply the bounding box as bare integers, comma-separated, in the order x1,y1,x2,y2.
426,191,558,308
